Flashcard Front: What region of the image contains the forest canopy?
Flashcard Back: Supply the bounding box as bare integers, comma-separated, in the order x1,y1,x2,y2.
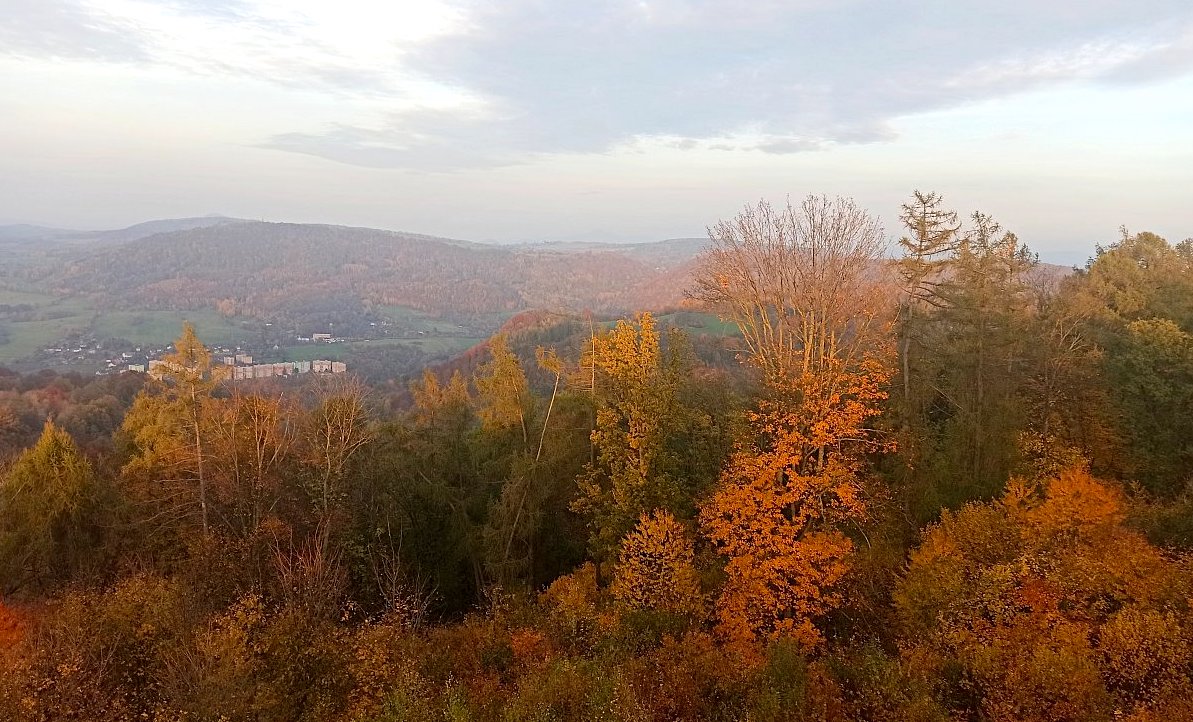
1,193,1191,721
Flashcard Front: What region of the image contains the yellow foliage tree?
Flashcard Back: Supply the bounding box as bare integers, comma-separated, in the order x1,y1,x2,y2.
574,312,697,562
410,368,470,428
474,334,532,449
612,509,703,617
122,323,225,537
0,422,100,595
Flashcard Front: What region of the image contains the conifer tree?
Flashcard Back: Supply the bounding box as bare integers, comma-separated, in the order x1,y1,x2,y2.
121,323,224,539
896,190,959,406
0,422,100,594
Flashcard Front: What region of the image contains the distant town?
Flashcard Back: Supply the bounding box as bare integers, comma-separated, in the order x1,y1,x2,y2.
144,354,347,380
38,332,348,378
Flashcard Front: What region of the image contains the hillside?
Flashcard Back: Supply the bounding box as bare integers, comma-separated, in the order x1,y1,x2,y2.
12,219,1073,327
45,222,702,320
518,237,708,268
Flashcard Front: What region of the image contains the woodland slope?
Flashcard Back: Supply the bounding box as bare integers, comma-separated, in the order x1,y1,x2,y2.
39,222,703,319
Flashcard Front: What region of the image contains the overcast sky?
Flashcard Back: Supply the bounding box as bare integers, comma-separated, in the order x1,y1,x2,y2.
2,0,1191,262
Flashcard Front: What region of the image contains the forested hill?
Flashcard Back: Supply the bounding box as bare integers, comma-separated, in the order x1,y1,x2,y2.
44,222,704,318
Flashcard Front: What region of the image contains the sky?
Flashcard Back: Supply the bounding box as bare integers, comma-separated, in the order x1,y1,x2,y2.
1,1,1191,264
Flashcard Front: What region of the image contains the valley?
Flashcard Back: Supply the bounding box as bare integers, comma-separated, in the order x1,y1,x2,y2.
0,218,706,378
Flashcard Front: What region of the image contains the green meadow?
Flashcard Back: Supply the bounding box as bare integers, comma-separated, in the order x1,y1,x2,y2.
0,287,488,370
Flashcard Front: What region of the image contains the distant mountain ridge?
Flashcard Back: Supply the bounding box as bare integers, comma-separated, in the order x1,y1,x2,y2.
0,216,244,246
89,216,246,244
0,224,81,241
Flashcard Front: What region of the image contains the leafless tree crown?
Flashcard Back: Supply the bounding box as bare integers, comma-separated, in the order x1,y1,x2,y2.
690,195,892,381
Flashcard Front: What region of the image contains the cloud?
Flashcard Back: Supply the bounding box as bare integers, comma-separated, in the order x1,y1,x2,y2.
0,0,150,62
164,0,253,21
267,0,1193,169
1102,26,1193,83
263,114,530,171
0,0,463,100
5,0,1193,170
755,138,827,154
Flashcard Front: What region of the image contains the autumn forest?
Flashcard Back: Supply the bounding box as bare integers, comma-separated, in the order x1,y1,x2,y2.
3,192,1193,721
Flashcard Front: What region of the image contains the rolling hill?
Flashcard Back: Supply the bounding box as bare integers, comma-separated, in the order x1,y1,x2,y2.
42,221,706,320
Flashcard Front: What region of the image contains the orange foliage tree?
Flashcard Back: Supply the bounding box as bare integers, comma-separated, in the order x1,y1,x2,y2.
700,359,892,650
896,466,1193,721
693,196,895,651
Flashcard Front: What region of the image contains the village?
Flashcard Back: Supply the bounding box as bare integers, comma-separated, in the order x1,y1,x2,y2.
138,336,349,380
144,354,347,380
35,332,348,379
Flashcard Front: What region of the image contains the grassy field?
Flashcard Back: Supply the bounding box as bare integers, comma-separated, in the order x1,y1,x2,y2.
376,305,507,337
0,292,260,364
0,295,731,369
0,293,727,375
280,344,351,362
1,317,86,362
0,288,506,371
399,336,484,355
376,305,467,334
656,311,740,336
0,296,94,362
0,288,59,306
93,310,255,347
0,288,487,370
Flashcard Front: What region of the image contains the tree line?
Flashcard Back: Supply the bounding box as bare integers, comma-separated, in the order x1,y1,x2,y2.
1,191,1192,721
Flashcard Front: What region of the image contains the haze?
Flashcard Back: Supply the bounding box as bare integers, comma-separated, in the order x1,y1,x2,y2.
2,0,1191,263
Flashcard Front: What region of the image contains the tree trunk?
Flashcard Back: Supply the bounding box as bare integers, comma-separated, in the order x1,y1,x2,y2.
191,385,208,537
